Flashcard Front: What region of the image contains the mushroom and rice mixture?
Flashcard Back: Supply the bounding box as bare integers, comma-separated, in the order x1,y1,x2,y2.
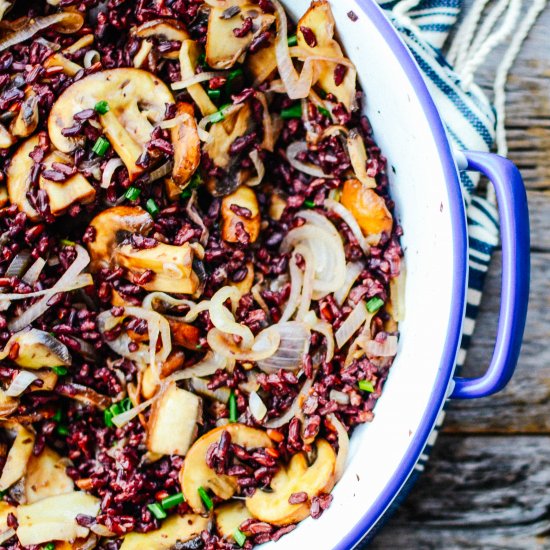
0,0,404,548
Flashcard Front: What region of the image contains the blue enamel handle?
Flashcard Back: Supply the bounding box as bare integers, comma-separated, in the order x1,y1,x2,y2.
451,151,530,399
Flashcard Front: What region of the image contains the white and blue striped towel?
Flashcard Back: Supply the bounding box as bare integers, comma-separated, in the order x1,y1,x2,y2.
360,0,501,542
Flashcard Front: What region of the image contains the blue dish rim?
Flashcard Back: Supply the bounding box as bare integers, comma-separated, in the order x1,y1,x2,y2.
334,1,469,548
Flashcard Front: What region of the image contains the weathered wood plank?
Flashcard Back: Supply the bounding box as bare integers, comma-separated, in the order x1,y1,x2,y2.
371,435,550,549
444,252,550,434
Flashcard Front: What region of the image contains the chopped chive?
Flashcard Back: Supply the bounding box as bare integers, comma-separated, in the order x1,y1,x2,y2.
233,528,247,547
366,297,384,313
94,100,110,115
44,544,55,550
145,198,160,217
190,172,203,188
317,106,331,118
161,492,185,510
52,409,62,423
92,136,110,156
198,486,213,511
304,199,315,208
198,53,208,68
125,186,141,201
280,103,302,119
226,68,244,94
358,379,375,393
104,408,114,428
207,88,221,101
147,502,167,520
210,103,231,124
60,238,76,247
287,34,298,46
52,366,68,376
120,397,132,412
180,188,192,200
229,391,237,423
56,425,69,437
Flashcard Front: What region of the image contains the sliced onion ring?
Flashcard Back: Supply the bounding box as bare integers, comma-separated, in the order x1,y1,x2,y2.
327,413,349,483
171,71,227,91
286,141,332,179
5,370,38,397
101,158,124,189
166,352,230,382
335,300,367,349
207,326,280,362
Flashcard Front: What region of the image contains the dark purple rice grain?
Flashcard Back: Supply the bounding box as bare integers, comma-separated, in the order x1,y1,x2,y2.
299,26,317,47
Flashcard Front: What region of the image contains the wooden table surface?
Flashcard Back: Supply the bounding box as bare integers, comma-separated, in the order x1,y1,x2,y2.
369,4,550,549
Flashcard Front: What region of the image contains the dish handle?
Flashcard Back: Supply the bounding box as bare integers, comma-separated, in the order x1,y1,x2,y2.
451,151,530,399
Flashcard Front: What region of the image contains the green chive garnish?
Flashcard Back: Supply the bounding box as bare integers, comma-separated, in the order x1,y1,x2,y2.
358,379,375,393
207,88,221,101
198,486,213,510
210,103,231,124
147,502,167,520
52,409,62,423
317,106,331,118
161,492,185,510
92,136,110,156
287,34,298,46
94,100,110,115
304,199,315,208
234,528,247,547
104,408,114,428
125,186,141,201
281,103,302,119
198,53,208,68
366,297,384,313
52,366,68,376
120,397,132,411
60,238,76,247
56,425,69,436
229,391,237,423
226,68,244,94
146,198,160,217
44,544,55,550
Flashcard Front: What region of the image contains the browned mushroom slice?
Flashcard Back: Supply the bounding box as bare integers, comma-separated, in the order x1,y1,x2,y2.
25,446,75,503
114,241,199,294
171,102,200,187
246,439,336,525
347,129,376,189
168,319,201,350
135,18,189,59
247,41,278,84
120,514,208,550
296,0,357,110
215,501,253,540
205,2,275,69
39,151,96,217
0,501,16,540
48,68,174,181
221,186,260,243
7,136,41,221
146,382,202,455
10,328,72,369
44,35,95,77
180,424,273,513
16,492,100,546
10,90,39,138
0,423,35,491
0,123,14,149
0,185,7,208
86,206,154,271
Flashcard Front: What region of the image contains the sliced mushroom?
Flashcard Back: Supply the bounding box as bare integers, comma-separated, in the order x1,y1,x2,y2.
0,500,16,538
0,390,17,417
146,382,202,456
10,329,71,369
269,192,287,221
247,41,278,84
180,424,273,513
178,39,218,117
0,123,14,149
340,179,393,243
221,186,260,243
48,69,175,181
28,369,58,392
246,439,336,525
347,129,376,189
132,39,154,69
114,241,199,294
120,513,208,550
164,177,182,201
16,491,100,546
64,33,95,55
86,206,154,271
141,349,186,399
0,185,8,208
0,423,35,491
135,19,189,60
206,2,275,69
297,1,357,110
215,500,253,540
25,446,74,504
10,90,39,138
39,151,96,217
168,319,201,350
171,102,200,187
44,52,82,76
7,135,41,221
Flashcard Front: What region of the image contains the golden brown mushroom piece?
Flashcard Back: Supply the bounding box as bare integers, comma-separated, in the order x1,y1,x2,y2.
246,439,336,525
215,501,254,541
134,18,189,59
10,89,39,138
206,2,276,69
48,68,174,181
171,102,201,188
221,186,261,243
0,423,35,492
9,329,72,369
297,0,357,110
180,424,273,513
